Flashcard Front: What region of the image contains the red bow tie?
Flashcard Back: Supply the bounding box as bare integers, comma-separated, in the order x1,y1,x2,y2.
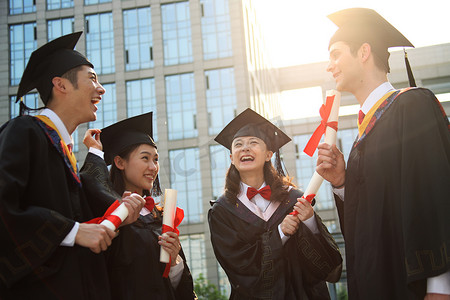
144,196,155,212
247,185,271,200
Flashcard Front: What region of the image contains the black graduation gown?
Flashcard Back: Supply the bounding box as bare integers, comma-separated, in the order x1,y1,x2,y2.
0,116,111,300
208,188,342,300
106,212,196,300
337,88,450,299
81,151,196,300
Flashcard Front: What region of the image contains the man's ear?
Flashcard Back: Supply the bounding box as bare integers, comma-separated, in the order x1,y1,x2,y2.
359,43,371,62
114,156,126,170
51,77,67,94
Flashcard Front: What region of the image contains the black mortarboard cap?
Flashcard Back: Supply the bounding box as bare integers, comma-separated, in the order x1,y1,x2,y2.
214,108,291,176
328,8,414,77
101,112,156,165
214,108,291,152
16,31,93,107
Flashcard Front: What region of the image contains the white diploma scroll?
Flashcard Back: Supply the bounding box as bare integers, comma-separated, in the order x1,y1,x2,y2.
303,90,341,198
100,202,129,231
160,189,178,263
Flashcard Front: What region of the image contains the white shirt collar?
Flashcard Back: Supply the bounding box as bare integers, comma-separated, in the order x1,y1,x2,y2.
360,82,395,114
40,108,73,147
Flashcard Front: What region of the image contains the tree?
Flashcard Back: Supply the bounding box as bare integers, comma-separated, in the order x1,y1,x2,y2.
194,273,227,300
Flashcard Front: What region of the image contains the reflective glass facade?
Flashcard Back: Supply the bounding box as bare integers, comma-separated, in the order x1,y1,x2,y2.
126,78,158,141
179,234,207,279
89,83,117,129
209,145,230,199
85,13,115,74
200,0,232,60
165,73,197,140
205,67,236,135
47,18,74,41
84,0,111,5
161,2,192,65
123,7,154,71
169,148,202,223
46,0,73,10
9,0,35,14
9,23,36,86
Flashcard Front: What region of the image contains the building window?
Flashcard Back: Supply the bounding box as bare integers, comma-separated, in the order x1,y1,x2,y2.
165,73,197,140
47,18,74,41
9,0,36,14
161,1,193,66
179,234,207,281
84,0,111,5
10,93,39,118
200,0,232,60
123,7,153,71
9,23,36,86
217,263,231,297
126,78,158,141
72,129,80,153
205,68,236,135
209,145,230,199
85,13,115,74
293,128,358,211
89,83,116,129
47,0,73,10
169,148,202,223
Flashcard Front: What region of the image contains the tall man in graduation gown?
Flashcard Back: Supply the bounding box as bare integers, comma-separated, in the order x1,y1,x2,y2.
316,8,450,300
0,32,144,299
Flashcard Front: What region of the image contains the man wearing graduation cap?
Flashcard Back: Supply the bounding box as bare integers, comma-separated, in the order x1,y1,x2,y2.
316,8,450,299
0,32,144,299
209,108,342,299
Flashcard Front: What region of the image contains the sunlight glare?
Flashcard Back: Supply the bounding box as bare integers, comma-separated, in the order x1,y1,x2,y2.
280,87,323,120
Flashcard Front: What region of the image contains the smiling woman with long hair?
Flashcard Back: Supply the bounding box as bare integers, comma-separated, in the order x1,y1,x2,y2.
83,112,196,300
208,108,342,300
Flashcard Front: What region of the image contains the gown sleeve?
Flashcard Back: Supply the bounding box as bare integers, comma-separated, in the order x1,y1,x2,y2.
79,152,118,217
293,212,343,284
395,89,450,293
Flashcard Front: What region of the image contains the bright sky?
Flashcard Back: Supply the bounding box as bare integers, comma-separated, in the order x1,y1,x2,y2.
255,0,450,119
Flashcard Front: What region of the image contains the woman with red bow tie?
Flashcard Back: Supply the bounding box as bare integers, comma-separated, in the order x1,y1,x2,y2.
209,109,342,300
82,112,195,300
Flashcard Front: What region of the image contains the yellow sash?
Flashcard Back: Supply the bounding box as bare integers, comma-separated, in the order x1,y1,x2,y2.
35,115,78,173
358,91,396,138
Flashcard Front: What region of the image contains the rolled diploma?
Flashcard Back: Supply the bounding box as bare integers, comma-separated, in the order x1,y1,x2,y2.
303,90,341,198
160,189,178,263
100,202,128,231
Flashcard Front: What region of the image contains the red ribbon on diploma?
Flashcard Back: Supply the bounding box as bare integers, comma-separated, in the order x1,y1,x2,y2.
85,199,122,229
303,95,338,157
289,194,316,216
162,207,185,278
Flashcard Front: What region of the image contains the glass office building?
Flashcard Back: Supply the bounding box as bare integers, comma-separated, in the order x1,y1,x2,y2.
2,0,449,297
